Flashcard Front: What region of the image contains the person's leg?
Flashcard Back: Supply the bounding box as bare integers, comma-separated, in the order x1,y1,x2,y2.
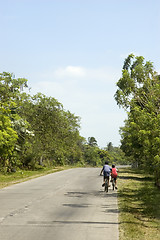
115,178,118,189
102,175,106,186
107,176,110,187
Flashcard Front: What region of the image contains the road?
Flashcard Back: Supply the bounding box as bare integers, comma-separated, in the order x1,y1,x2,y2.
0,168,119,240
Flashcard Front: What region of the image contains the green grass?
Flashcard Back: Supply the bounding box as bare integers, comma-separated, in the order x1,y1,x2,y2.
0,166,69,189
118,168,160,240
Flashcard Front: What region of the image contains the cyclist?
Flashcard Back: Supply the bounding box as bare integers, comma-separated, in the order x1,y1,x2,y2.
100,161,112,187
111,164,118,189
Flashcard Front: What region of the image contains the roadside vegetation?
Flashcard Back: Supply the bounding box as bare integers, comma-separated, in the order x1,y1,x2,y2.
0,71,128,174
115,54,160,187
0,166,69,189
115,54,160,239
118,167,160,240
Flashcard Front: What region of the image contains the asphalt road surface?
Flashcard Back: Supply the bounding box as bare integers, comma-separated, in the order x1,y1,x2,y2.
0,168,119,240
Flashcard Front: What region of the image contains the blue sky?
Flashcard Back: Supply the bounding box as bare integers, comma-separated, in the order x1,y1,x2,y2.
0,0,160,148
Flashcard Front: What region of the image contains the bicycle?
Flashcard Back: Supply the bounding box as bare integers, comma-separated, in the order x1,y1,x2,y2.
104,177,109,192
111,176,118,190
100,173,109,193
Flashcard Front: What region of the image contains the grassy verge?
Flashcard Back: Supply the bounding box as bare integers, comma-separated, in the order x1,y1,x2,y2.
0,166,70,189
118,168,160,240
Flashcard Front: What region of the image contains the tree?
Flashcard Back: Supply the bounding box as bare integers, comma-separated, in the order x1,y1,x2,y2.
0,72,28,107
114,54,157,110
97,149,110,164
0,72,29,169
114,54,160,185
107,142,113,151
104,144,127,165
88,137,98,147
0,107,18,168
83,144,101,166
19,93,83,167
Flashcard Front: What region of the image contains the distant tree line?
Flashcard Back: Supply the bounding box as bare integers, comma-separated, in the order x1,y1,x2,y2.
115,54,160,187
0,72,126,172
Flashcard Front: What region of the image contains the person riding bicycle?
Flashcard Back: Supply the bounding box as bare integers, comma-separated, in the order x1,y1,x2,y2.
100,161,112,187
111,164,118,189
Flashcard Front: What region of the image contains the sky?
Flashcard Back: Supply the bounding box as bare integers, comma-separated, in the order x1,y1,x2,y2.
0,0,160,148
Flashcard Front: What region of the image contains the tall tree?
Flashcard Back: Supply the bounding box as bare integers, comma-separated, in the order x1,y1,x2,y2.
0,107,18,167
115,54,160,186
107,142,113,151
0,72,28,169
19,93,83,166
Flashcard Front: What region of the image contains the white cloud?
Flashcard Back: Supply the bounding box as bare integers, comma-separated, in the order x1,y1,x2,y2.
31,65,120,86
30,65,119,110
56,66,120,83
54,66,86,79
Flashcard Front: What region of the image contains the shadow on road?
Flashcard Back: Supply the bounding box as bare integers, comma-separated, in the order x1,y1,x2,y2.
28,220,118,225
63,203,91,208
65,190,118,199
119,175,152,182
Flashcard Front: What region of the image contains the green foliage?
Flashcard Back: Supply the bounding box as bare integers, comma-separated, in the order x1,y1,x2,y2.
115,54,160,186
106,142,113,151
17,93,84,167
87,137,98,147
115,54,155,109
105,142,129,165
0,72,28,110
83,145,101,166
98,149,110,163
0,71,126,172
0,108,18,162
0,72,30,170
154,155,160,187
